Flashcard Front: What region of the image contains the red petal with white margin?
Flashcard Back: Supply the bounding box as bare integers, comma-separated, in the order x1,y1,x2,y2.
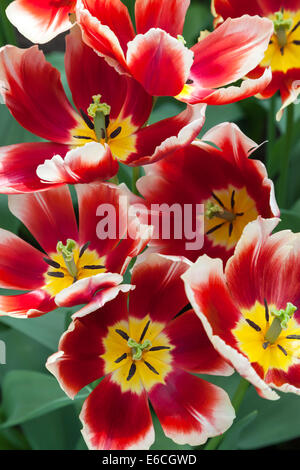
129,253,191,325
8,185,78,255
80,376,154,450
76,1,129,74
36,142,119,185
126,103,206,165
189,16,273,90
0,229,46,290
164,310,233,376
55,273,123,308
179,68,272,105
6,0,75,44
225,217,300,314
0,46,79,144
47,288,131,398
0,143,69,194
0,289,55,319
267,365,300,395
127,28,194,96
81,0,135,53
135,0,190,37
149,369,235,446
182,254,279,400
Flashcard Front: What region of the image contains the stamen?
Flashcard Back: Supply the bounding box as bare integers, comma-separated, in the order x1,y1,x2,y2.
80,109,95,130
47,271,65,278
293,40,300,45
245,318,261,332
73,135,93,140
115,329,130,341
211,192,225,208
231,190,235,209
235,212,244,217
277,344,288,356
79,241,90,258
83,265,105,270
143,360,159,375
139,320,151,343
262,341,269,349
110,127,122,139
149,346,171,351
105,115,110,129
264,298,269,323
126,362,136,381
206,222,225,235
286,335,300,340
44,258,61,269
186,79,194,85
115,353,127,363
280,47,285,56
229,222,233,237
291,21,300,33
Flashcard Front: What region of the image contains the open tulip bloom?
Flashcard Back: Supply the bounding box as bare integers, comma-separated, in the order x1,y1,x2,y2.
47,253,235,450
183,217,300,400
212,0,300,119
75,0,274,105
0,182,152,318
0,26,206,193
137,122,279,264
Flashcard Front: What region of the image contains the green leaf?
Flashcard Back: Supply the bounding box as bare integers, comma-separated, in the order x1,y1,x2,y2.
183,2,212,47
0,370,89,429
218,411,258,450
277,209,300,232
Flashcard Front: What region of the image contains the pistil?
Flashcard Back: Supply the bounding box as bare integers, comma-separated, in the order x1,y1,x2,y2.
87,95,111,142
56,239,78,279
273,11,293,48
127,338,152,361
265,302,297,344
205,201,236,223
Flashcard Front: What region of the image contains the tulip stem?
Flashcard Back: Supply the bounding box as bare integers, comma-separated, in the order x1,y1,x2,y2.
132,167,141,195
204,377,250,450
0,1,17,45
278,104,294,208
266,94,276,173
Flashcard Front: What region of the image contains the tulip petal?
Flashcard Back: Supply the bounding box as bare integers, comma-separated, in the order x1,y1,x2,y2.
0,289,55,318
148,369,235,446
135,0,190,37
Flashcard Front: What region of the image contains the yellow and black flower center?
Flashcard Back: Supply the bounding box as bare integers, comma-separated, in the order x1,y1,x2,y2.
102,316,173,394
71,95,137,161
261,9,300,73
204,185,258,250
43,239,106,296
233,300,300,375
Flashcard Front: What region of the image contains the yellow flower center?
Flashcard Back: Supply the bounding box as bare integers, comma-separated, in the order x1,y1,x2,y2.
102,316,173,394
71,95,137,161
204,185,258,250
43,240,106,297
261,9,300,73
233,301,300,376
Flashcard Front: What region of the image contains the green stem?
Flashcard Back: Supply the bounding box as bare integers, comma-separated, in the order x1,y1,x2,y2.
277,105,294,208
132,166,141,195
0,1,17,45
204,377,250,450
266,94,276,173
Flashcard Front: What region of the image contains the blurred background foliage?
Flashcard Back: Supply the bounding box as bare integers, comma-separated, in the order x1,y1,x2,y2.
0,0,299,450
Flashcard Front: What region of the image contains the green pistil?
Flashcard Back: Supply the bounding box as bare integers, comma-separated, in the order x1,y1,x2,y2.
273,11,293,48
127,338,152,361
265,302,297,343
177,35,187,46
87,95,111,142
56,239,78,279
205,201,236,223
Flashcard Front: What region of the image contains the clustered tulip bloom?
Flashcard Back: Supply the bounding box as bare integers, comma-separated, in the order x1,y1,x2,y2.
0,183,151,317
212,0,300,119
183,217,300,399
0,0,299,453
47,254,235,450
